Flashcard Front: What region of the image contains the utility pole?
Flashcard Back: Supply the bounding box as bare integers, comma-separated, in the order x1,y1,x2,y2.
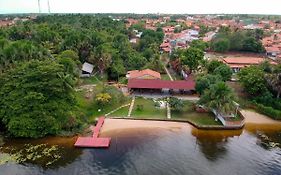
47,0,51,13
38,0,41,13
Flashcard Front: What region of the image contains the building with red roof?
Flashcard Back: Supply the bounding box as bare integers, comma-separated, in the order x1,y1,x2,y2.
222,57,277,72
127,78,195,94
126,69,161,80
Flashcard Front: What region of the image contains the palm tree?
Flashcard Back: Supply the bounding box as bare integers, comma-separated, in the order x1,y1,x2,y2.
198,82,236,115
267,73,281,98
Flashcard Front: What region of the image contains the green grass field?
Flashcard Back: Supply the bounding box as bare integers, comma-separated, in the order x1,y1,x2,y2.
171,101,222,125
107,105,129,117
131,97,167,119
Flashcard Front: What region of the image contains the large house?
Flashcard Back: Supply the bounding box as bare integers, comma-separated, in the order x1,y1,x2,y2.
222,57,277,72
126,69,161,79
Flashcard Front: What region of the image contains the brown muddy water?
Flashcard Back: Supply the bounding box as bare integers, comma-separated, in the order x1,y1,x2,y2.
1,122,281,175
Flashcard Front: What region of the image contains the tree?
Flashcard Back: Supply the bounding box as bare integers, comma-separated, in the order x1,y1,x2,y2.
195,74,222,95
59,50,80,64
95,93,111,106
0,60,78,138
211,38,230,52
198,82,236,115
108,56,126,80
57,56,78,79
189,40,208,51
213,64,233,81
267,71,281,98
92,43,114,75
229,31,245,51
238,66,267,96
242,37,265,53
207,60,224,73
180,47,204,73
169,97,184,111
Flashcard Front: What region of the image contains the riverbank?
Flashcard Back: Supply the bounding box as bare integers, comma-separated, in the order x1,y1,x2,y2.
101,109,281,135
100,119,188,137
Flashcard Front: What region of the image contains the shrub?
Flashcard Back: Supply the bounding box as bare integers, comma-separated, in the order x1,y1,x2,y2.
254,103,281,120
136,105,144,111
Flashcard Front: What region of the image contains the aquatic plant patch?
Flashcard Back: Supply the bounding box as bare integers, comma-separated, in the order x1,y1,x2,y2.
0,144,62,167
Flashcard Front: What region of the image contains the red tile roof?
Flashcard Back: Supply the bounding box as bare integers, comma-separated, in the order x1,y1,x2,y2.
127,69,161,79
127,78,195,90
223,57,277,65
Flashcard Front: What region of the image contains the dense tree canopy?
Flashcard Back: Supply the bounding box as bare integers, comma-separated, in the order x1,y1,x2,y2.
238,66,267,96
0,60,80,138
211,28,265,53
180,47,204,73
0,15,164,80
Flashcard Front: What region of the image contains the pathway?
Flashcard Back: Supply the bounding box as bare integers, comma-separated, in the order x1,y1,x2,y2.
241,109,281,124
105,103,130,117
167,97,171,119
127,96,135,117
160,54,174,81
163,65,174,81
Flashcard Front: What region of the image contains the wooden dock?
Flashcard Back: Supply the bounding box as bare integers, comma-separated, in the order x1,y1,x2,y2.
74,117,111,148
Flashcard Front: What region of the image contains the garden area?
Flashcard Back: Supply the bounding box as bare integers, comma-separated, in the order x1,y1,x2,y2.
75,84,131,122
130,97,167,119
171,101,222,126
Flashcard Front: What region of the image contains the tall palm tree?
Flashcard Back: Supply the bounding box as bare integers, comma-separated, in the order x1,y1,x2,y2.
267,73,281,98
199,82,236,115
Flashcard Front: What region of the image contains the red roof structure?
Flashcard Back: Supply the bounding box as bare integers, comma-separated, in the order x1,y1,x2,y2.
126,69,161,79
222,57,277,68
128,78,195,90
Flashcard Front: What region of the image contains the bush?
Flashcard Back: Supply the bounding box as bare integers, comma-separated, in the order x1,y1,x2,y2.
255,103,281,120
136,105,144,111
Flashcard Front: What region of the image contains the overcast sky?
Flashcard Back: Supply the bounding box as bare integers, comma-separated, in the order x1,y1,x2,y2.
0,0,281,15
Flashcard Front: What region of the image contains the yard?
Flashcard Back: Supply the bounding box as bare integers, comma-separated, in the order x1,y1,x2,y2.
171,101,222,126
130,97,167,119
107,105,130,118
79,74,108,85
75,83,131,122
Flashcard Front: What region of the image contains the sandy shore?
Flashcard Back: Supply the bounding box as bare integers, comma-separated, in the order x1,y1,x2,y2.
241,110,281,124
100,119,190,136
100,110,281,136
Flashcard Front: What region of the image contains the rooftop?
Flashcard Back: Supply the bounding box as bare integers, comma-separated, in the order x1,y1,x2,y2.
222,57,277,65
128,78,195,90
127,69,161,79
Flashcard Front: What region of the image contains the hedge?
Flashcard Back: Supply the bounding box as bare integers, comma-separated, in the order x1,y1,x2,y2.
255,103,281,120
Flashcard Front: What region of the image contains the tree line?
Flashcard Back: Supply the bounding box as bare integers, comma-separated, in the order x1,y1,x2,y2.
0,14,164,138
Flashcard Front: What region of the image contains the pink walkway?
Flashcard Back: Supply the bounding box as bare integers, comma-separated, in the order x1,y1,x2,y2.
75,117,111,148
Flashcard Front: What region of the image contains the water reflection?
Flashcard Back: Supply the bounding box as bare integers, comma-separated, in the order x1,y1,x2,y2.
191,129,243,161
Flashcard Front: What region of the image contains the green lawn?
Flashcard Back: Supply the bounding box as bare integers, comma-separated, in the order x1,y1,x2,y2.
131,97,166,119
161,74,171,80
108,105,129,117
171,101,222,126
80,74,107,85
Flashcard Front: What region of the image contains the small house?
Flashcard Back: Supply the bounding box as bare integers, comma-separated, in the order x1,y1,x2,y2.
81,62,94,77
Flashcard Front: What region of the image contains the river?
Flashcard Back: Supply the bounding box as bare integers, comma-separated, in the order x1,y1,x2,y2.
1,119,281,175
